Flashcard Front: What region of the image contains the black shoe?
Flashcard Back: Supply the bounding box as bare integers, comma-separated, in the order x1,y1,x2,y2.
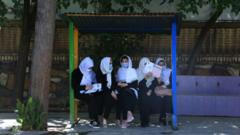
89,121,100,128
167,120,172,126
159,118,167,126
141,123,149,127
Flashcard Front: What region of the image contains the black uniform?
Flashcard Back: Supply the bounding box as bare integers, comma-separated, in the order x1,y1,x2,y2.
97,71,121,120
138,78,159,127
71,68,100,123
117,80,138,120
157,73,173,124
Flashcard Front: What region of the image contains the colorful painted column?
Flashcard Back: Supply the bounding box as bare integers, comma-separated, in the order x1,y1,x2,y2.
68,22,74,124
171,18,178,130
73,26,79,122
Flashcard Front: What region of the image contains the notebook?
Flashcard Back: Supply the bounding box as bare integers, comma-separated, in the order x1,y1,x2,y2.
144,62,162,78
80,83,102,94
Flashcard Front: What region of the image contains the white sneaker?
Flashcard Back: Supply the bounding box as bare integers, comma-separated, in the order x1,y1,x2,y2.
102,119,107,128
89,121,100,129
127,115,134,123
121,121,128,129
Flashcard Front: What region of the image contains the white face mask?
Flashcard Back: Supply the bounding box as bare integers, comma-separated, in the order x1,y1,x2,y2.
121,63,128,68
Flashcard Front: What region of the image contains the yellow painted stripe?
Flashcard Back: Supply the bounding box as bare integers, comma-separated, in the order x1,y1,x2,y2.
73,26,79,122
74,26,79,68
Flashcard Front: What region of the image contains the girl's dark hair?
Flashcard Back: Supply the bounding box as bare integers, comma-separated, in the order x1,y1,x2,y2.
120,55,128,62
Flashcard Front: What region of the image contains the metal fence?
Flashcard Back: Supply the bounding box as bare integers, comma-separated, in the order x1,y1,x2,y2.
0,53,239,65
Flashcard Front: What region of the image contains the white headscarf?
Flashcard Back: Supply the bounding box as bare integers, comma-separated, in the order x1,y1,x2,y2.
79,57,95,85
137,57,151,82
117,55,138,83
100,57,112,89
155,57,165,67
155,57,171,86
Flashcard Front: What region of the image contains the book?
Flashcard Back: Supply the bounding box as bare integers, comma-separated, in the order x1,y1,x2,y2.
80,83,102,94
152,64,162,78
144,62,162,78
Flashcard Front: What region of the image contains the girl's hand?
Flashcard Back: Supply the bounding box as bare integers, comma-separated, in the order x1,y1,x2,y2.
146,90,152,96
118,82,128,88
111,91,118,100
85,85,93,90
117,82,123,87
121,83,128,87
157,77,162,84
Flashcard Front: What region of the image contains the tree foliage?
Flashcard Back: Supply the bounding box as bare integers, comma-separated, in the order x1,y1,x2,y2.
0,0,8,26
57,0,152,66
175,0,240,17
57,0,152,13
1,0,240,26
171,0,240,74
1,0,240,67
16,97,46,130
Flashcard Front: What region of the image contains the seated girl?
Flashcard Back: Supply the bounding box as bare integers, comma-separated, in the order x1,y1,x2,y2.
116,55,138,128
154,57,173,126
71,57,101,128
137,57,159,127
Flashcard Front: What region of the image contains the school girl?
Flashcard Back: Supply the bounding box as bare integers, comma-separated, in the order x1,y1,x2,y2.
116,55,138,128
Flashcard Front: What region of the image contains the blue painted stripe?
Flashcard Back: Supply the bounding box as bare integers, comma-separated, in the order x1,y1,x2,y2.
171,18,178,129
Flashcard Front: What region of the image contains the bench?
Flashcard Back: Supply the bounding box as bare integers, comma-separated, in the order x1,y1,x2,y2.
177,76,240,116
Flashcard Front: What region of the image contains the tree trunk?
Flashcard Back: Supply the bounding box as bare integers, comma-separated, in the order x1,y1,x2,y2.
15,0,36,102
30,0,56,127
187,9,223,75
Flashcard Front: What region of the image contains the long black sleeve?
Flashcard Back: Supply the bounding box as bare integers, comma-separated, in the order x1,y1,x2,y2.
127,80,138,89
139,78,158,93
167,73,172,89
157,73,172,89
139,79,148,93
71,69,85,99
97,70,116,92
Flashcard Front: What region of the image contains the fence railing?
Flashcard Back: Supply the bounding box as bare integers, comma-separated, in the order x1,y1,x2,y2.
0,54,239,65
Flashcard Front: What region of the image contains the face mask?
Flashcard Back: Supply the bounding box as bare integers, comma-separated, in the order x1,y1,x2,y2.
109,64,113,71
121,63,128,68
160,65,166,69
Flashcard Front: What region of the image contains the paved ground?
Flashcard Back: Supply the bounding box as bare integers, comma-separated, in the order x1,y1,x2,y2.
1,113,240,135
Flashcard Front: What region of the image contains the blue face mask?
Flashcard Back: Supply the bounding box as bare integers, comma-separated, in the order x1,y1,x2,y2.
121,63,128,68
109,64,113,71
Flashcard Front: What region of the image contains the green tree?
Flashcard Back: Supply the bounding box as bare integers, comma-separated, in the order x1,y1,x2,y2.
170,0,240,74
0,0,37,101
14,0,37,102
69,0,240,73
65,0,151,67
56,0,152,69
30,0,57,129
0,0,8,26
0,0,151,101
2,0,239,129
0,0,152,129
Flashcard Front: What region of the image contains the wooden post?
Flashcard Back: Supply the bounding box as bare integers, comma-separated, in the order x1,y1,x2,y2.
69,22,74,124
73,26,79,122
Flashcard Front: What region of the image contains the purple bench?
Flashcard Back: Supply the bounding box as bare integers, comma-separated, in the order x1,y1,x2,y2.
177,76,240,116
